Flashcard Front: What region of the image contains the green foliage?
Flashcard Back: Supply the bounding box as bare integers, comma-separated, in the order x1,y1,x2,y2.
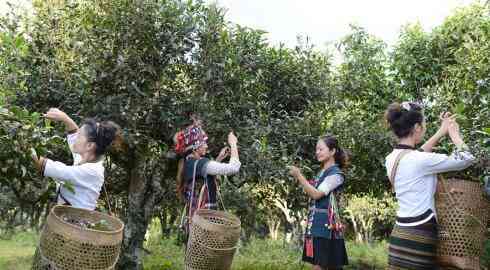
344,193,397,243
327,25,395,194
0,105,66,230
1,1,490,267
392,3,490,180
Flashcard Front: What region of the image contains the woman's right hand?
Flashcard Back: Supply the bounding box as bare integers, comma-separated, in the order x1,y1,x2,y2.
288,165,301,179
438,112,456,136
228,131,238,147
216,146,230,162
447,118,466,148
43,108,68,122
448,118,461,137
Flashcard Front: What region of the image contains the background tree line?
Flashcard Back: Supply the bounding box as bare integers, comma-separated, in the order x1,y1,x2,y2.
1,1,489,269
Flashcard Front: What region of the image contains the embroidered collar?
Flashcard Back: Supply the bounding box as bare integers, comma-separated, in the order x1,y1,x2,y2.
395,144,416,150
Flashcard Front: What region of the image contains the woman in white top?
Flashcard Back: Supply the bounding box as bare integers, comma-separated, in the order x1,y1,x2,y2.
32,108,120,210
384,102,474,269
174,114,241,237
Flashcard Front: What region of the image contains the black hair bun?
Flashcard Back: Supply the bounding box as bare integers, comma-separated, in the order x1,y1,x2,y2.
95,121,121,156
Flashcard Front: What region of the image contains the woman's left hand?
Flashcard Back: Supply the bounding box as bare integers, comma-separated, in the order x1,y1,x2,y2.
288,165,301,179
30,148,42,173
216,146,230,162
438,112,456,136
43,108,68,122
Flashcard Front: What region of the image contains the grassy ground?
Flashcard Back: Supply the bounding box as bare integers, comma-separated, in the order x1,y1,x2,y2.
0,231,38,270
2,220,490,269
142,220,388,270
143,237,388,270
0,227,388,270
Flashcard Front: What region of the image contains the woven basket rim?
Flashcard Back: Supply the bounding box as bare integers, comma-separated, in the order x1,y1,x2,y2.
51,205,124,235
193,209,241,228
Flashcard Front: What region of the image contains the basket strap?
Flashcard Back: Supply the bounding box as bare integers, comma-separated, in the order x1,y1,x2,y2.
188,159,200,224
216,178,227,212
389,149,411,192
102,182,113,216
102,157,113,216
197,184,206,209
196,178,226,211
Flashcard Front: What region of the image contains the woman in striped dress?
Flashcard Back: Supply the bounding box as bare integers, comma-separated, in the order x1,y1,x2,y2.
384,102,474,269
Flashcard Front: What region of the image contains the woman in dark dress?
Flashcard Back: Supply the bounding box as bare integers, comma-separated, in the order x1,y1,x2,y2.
289,135,349,270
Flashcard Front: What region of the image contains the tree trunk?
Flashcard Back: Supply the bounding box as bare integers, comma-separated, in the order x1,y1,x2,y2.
158,209,167,238
266,217,280,240
168,207,178,236
274,198,301,244
292,212,306,247
116,156,165,270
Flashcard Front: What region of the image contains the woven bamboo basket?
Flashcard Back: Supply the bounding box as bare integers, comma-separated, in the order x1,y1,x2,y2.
184,209,241,270
436,178,490,270
32,205,124,270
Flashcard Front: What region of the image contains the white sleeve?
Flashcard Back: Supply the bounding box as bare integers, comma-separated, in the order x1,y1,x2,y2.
44,159,96,186
421,150,475,175
318,174,344,195
204,158,241,176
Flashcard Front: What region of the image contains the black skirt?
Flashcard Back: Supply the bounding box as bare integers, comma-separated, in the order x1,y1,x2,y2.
302,237,348,268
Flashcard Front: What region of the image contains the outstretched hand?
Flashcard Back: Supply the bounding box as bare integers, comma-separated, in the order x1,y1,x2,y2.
43,108,68,122
288,165,302,179
228,131,238,146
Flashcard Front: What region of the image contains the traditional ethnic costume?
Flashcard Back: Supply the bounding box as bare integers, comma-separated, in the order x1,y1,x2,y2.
303,164,349,268
175,125,241,237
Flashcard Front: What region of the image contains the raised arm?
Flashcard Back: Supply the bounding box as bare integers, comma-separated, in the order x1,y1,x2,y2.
205,132,241,176
43,108,79,132
420,112,455,152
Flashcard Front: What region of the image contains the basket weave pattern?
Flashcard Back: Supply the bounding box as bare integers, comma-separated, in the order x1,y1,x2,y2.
32,205,124,270
185,209,241,270
436,178,490,270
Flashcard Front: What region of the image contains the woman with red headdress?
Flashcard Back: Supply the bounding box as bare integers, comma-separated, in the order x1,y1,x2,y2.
174,115,241,237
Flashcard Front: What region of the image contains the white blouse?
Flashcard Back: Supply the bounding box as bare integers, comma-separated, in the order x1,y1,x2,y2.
318,174,344,195
43,133,104,210
205,157,241,176
385,148,474,226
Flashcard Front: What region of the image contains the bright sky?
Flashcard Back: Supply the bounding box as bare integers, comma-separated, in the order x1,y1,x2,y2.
212,0,476,48
1,0,477,48
0,0,31,14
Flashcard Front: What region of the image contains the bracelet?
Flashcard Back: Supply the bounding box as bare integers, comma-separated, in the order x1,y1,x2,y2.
66,128,78,135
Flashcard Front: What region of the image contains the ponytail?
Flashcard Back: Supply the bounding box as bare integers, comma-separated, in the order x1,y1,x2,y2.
333,147,349,169
321,135,350,169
